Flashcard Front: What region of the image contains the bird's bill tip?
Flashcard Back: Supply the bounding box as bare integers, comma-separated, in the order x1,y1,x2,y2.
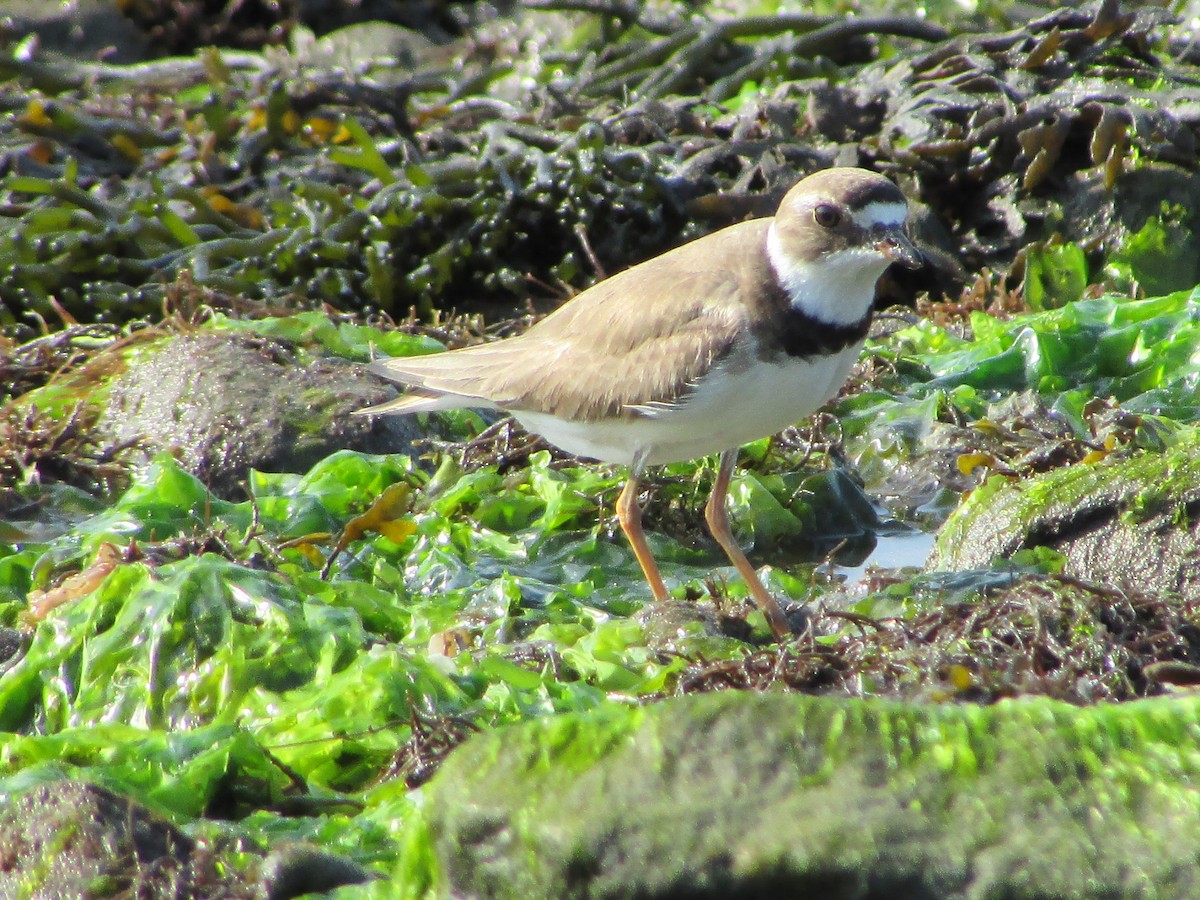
875,229,922,270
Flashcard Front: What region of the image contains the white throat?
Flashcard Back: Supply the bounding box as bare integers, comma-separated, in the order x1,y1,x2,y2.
766,222,889,326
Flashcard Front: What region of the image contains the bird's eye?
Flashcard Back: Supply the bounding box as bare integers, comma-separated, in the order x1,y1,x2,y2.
813,204,841,228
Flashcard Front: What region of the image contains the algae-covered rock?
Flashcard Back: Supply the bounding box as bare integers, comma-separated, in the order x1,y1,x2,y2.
0,780,251,898
0,779,375,899
929,432,1200,596
99,331,424,499
424,691,1200,899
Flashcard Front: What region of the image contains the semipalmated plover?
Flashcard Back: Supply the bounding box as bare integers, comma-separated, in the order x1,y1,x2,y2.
358,167,919,640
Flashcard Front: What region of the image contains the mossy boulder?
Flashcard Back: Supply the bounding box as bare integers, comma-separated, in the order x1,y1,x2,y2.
0,780,249,898
929,431,1200,596
0,779,374,899
422,691,1200,899
99,331,423,499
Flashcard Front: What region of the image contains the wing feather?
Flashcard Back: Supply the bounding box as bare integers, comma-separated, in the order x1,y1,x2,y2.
363,219,772,422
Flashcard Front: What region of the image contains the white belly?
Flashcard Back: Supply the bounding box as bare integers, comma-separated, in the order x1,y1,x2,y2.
513,344,861,467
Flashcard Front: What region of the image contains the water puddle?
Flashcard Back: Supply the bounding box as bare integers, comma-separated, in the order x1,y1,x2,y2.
835,529,937,585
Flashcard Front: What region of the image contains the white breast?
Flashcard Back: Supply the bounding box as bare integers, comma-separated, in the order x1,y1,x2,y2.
513,342,863,467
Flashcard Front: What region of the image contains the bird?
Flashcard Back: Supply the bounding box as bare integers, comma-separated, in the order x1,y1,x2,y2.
356,167,920,641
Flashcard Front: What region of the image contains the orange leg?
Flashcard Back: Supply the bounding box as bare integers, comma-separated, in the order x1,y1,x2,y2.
616,472,670,603
705,448,793,642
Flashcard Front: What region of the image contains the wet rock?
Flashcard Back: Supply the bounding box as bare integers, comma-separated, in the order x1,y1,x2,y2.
0,780,253,898
261,843,376,899
2,0,153,64
806,81,888,144
0,627,23,665
118,0,470,56
1059,162,1200,292
638,598,806,653
290,21,437,71
929,431,1200,596
637,600,730,654
424,691,1200,898
98,332,426,500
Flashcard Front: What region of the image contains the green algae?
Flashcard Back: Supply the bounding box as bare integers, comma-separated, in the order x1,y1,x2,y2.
840,287,1200,502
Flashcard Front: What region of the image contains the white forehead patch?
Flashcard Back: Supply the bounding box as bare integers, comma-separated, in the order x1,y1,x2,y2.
851,201,908,229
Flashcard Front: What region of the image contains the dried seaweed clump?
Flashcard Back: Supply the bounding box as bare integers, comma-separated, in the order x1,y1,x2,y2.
0,102,675,332
858,2,1200,267
675,575,1200,705
0,402,133,505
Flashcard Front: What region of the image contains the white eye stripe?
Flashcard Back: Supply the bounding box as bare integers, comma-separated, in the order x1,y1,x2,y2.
851,201,908,230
